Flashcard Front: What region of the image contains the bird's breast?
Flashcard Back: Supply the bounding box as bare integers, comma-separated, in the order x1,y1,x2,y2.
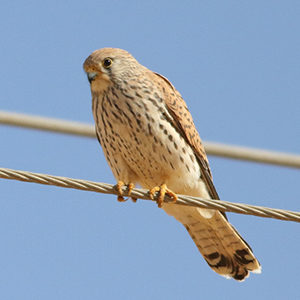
92,86,202,194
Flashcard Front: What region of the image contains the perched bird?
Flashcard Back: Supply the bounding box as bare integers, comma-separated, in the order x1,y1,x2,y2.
83,48,261,281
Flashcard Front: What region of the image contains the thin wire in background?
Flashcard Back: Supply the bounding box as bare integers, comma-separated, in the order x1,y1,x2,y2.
1,110,300,168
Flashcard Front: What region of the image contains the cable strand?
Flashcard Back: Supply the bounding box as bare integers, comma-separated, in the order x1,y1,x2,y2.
0,167,299,223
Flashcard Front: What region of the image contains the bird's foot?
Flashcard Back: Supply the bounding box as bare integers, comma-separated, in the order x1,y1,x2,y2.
149,184,178,208
114,181,137,202
128,183,137,202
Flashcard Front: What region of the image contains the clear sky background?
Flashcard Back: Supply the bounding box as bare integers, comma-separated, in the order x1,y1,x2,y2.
0,1,299,299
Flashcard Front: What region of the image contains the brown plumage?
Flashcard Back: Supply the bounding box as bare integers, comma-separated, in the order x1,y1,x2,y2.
83,48,261,281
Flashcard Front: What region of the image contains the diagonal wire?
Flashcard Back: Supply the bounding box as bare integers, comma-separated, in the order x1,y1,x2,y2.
0,167,299,223
0,110,300,168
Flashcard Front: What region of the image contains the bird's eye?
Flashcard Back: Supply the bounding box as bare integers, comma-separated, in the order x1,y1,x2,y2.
102,58,113,69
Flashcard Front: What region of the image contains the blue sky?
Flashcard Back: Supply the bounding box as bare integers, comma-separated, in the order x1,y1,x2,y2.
0,1,299,299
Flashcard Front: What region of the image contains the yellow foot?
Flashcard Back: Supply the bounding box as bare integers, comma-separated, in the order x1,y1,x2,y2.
128,183,137,203
114,181,137,202
149,184,178,208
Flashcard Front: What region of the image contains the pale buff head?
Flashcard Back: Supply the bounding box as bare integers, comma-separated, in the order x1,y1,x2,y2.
83,48,145,89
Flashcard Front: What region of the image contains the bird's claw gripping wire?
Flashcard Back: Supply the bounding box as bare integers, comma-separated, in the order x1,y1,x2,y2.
115,181,137,203
149,183,178,208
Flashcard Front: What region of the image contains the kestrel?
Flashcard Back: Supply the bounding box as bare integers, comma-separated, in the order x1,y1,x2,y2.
83,48,261,281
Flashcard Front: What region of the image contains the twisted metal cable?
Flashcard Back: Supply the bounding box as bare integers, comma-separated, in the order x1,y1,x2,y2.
0,167,299,223
1,110,300,169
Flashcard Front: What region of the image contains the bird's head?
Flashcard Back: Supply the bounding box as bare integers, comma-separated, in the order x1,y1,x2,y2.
83,48,142,92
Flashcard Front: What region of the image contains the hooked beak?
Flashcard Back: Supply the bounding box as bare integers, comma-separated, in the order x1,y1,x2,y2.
87,72,98,83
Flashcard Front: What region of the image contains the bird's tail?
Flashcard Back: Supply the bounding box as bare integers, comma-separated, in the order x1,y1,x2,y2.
163,204,261,281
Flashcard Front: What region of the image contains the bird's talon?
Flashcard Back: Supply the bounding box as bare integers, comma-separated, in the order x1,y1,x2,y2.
127,183,137,202
149,184,177,208
117,195,126,202
127,183,135,195
115,180,124,193
166,190,178,204
131,197,137,203
115,181,137,203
